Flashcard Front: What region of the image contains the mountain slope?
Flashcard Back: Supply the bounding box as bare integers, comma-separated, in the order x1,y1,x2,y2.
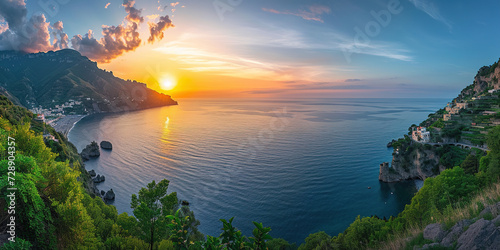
0,49,177,113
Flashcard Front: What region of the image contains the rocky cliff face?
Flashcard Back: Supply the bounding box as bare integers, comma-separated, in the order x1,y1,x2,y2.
379,143,442,182
457,61,500,100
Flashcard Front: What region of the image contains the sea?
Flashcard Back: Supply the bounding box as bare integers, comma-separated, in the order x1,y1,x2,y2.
68,98,448,243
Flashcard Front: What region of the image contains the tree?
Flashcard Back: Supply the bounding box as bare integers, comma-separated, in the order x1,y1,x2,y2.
487,126,500,153
131,179,178,250
249,222,272,250
461,154,479,174
299,231,331,250
486,126,500,181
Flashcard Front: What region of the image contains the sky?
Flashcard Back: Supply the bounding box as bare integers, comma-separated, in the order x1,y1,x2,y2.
0,0,500,99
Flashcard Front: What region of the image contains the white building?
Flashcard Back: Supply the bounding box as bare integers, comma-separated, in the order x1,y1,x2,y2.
412,127,431,143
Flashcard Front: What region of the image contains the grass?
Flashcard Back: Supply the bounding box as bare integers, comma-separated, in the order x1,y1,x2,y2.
379,181,500,249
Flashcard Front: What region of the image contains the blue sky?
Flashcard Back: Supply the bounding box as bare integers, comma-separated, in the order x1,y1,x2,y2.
4,0,500,98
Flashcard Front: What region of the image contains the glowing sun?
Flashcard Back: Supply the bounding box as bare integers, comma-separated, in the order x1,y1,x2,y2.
160,79,177,91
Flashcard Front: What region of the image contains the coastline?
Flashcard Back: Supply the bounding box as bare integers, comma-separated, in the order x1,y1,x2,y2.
50,114,87,137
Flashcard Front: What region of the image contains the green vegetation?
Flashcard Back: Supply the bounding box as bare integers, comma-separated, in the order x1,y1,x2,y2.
0,96,285,249
477,59,499,77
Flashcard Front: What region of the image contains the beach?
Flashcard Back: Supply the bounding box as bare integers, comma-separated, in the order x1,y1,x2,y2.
49,115,87,136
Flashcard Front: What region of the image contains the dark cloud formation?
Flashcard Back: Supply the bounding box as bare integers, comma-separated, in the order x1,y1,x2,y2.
71,0,174,63
0,0,67,52
71,0,143,63
148,15,174,43
0,0,174,62
123,0,144,23
345,79,362,82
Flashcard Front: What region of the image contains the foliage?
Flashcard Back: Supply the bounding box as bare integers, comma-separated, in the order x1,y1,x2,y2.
437,145,468,169
0,238,33,250
298,231,331,250
430,119,445,129
130,179,178,249
461,154,479,174
267,238,295,250
249,222,272,250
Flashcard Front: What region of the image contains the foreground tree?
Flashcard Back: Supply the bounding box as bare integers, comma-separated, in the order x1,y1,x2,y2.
131,179,178,250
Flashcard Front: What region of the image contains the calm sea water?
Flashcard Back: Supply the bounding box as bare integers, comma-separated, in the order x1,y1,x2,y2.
68,98,448,243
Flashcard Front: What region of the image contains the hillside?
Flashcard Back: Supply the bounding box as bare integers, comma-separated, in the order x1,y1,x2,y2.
380,59,500,183
0,49,177,114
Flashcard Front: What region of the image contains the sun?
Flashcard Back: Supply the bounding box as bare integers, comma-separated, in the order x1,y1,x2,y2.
159,78,177,91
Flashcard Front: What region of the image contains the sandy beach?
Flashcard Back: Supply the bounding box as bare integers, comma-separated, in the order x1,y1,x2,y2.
49,115,87,136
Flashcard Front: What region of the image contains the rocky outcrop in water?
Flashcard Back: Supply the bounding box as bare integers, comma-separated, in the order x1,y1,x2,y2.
80,141,100,161
93,174,105,183
104,189,115,200
379,141,442,182
100,141,112,150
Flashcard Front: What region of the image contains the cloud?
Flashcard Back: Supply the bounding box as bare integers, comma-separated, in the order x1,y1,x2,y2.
105,2,111,9
409,0,452,31
148,15,174,43
71,0,173,62
123,0,144,23
71,0,144,62
147,14,160,20
345,79,362,82
52,21,69,50
0,0,67,52
262,5,331,23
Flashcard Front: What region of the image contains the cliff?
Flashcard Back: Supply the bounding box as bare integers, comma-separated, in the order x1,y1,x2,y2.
380,59,500,183
379,140,442,182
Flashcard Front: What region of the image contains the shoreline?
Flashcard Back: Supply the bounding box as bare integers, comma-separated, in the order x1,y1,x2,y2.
50,114,88,137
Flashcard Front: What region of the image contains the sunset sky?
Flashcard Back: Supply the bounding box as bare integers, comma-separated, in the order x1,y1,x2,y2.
1,0,500,98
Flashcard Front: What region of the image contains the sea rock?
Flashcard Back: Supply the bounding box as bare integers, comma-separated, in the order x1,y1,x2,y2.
93,174,105,183
80,141,100,161
387,139,396,147
456,218,500,250
101,190,105,196
104,189,115,200
100,141,112,150
181,200,190,206
423,223,446,242
88,169,96,177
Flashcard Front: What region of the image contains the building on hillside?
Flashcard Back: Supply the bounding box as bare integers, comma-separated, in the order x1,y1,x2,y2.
443,113,451,121
34,114,45,123
412,127,431,143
